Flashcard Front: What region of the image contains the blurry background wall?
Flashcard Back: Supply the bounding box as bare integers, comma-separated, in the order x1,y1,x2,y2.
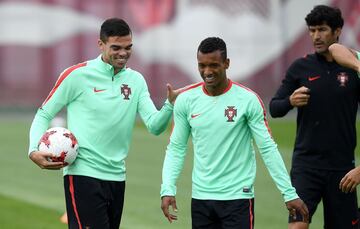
0,0,359,110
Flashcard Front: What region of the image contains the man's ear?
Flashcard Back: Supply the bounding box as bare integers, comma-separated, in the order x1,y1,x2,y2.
334,28,342,41
225,58,230,69
98,39,104,51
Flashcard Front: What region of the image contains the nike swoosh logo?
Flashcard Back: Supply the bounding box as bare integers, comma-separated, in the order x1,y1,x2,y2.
93,87,106,93
352,219,359,225
308,76,321,81
191,114,200,118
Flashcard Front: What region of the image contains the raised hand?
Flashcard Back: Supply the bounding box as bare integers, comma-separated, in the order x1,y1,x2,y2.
167,83,184,105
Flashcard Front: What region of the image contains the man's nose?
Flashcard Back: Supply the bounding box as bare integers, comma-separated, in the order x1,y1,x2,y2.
203,67,212,76
117,49,127,56
313,30,321,39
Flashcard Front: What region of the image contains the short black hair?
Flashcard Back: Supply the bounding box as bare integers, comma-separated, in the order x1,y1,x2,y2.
100,18,131,42
305,5,344,31
197,37,227,61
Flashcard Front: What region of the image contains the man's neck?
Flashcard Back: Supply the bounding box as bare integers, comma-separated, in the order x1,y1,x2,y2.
317,50,333,62
205,79,229,96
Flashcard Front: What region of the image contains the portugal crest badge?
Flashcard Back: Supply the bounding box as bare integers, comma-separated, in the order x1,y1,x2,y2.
121,84,131,100
337,72,349,87
225,106,237,122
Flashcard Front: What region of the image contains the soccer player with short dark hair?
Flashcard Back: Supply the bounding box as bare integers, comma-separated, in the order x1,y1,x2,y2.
269,5,360,229
28,18,180,229
160,37,309,229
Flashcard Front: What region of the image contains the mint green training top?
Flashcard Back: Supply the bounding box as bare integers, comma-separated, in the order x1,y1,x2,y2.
29,55,173,181
161,80,298,202
357,51,360,74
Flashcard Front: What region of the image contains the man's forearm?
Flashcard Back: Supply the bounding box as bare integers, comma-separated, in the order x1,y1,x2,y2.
329,43,360,72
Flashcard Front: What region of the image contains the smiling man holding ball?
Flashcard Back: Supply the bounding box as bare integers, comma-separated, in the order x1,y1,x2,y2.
28,18,180,229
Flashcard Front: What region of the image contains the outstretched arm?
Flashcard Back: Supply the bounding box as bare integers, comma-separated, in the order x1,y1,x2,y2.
329,43,360,72
138,80,183,135
138,81,174,135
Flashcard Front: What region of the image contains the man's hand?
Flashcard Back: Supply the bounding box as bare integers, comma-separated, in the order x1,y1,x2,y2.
29,151,67,170
161,196,178,223
339,167,360,193
289,86,310,107
167,84,183,105
286,198,309,223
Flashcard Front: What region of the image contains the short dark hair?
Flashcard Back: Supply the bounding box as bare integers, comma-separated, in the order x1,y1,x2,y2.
197,37,227,61
100,18,132,42
305,5,344,31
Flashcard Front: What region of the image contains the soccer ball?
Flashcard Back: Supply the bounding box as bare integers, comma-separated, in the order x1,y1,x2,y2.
38,127,79,165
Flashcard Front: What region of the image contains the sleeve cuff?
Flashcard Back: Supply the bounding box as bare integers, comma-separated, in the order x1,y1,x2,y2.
28,150,36,157
283,188,299,202
286,96,293,109
160,184,177,197
164,99,174,110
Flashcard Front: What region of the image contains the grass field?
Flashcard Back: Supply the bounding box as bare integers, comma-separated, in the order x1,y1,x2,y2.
0,116,359,228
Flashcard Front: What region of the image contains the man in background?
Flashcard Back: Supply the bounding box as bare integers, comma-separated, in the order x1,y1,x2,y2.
269,5,360,229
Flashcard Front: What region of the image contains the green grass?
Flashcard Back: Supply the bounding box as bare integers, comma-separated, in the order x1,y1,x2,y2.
0,117,359,228
0,194,65,229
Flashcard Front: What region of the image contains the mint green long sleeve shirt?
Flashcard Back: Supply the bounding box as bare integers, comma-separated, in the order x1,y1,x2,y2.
357,51,360,74
161,80,298,202
29,55,173,181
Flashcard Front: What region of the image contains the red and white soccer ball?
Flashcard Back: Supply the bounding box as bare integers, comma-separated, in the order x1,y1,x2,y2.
38,127,79,165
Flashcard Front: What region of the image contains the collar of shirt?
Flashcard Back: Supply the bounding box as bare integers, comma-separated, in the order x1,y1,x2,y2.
95,55,127,77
